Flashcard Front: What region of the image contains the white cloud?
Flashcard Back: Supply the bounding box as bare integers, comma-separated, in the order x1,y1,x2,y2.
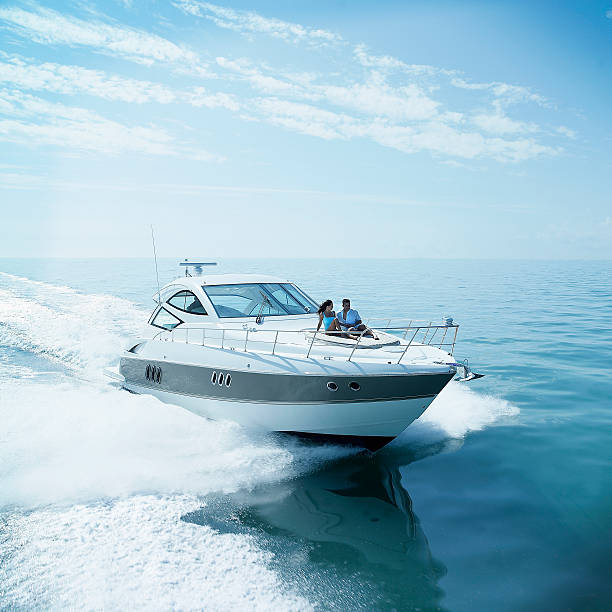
0,89,220,159
0,6,210,73
556,125,577,139
215,56,442,122
451,77,548,107
0,54,241,111
353,44,452,78
0,54,176,103
315,77,440,122
353,44,412,72
215,56,306,97
473,112,538,135
255,98,352,140
0,115,173,157
356,120,553,162
174,1,342,47
253,97,555,162
186,87,240,110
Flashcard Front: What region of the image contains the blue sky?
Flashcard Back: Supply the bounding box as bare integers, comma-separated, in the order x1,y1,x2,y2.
0,0,610,258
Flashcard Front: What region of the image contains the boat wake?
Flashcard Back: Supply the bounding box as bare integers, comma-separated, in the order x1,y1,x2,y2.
1,493,314,611
0,272,144,378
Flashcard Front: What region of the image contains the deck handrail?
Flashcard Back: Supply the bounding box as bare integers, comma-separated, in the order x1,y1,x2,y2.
152,321,459,363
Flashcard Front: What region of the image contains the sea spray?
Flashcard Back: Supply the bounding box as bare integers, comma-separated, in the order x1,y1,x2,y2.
398,381,520,444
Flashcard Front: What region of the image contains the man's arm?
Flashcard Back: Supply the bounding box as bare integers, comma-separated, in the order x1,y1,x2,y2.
336,312,348,328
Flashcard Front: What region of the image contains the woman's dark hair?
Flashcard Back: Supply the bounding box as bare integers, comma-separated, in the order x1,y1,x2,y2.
318,299,333,315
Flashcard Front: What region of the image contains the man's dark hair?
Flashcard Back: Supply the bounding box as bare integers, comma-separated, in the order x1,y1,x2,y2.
342,299,350,305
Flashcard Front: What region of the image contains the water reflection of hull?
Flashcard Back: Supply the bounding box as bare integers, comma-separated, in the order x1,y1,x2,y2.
185,455,447,608
245,459,423,567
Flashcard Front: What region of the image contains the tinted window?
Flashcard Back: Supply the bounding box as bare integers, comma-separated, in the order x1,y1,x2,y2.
203,283,317,318
283,284,318,312
167,290,207,315
203,284,286,318
264,283,317,314
151,307,182,330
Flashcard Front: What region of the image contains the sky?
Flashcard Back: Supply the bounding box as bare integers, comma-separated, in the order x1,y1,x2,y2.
0,0,611,258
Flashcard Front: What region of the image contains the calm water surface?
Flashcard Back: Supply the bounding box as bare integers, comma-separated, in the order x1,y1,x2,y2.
1,258,611,611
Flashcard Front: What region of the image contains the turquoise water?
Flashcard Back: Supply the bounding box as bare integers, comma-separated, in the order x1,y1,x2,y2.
1,258,611,610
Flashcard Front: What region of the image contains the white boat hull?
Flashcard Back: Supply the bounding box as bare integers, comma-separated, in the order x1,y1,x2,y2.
122,380,436,438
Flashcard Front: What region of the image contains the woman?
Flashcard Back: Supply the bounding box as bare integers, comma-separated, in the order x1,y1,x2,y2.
317,300,344,336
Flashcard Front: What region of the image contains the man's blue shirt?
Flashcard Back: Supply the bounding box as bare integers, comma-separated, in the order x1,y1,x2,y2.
337,308,361,328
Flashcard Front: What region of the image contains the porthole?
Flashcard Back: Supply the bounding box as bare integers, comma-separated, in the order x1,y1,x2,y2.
211,371,217,384
327,381,338,392
218,373,224,385
349,381,360,391
225,373,232,387
145,365,151,380
156,367,162,384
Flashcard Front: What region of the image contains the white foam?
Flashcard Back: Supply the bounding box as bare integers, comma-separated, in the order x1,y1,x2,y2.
0,382,280,508
0,355,38,381
0,273,145,378
395,381,519,447
0,379,355,510
0,495,312,611
0,271,76,294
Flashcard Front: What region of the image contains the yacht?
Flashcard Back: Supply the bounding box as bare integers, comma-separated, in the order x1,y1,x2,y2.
109,262,482,451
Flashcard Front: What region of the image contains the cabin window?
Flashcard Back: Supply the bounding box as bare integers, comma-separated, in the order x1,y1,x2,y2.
151,307,183,330
202,283,317,318
285,284,318,312
167,290,207,315
263,284,311,315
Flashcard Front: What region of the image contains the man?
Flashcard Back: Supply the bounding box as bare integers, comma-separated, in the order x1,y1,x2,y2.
336,299,378,340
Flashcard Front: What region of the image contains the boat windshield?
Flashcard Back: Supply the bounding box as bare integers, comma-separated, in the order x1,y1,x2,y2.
202,283,318,318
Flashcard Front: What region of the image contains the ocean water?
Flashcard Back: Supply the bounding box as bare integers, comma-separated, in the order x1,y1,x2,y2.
0,258,611,611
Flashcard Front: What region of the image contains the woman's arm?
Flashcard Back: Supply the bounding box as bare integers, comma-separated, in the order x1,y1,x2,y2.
317,312,323,331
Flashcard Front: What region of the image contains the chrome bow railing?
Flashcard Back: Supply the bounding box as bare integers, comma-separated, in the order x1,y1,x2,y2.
154,321,459,364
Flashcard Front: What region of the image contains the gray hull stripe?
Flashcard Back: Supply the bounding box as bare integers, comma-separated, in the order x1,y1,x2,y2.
123,381,438,404
120,356,454,404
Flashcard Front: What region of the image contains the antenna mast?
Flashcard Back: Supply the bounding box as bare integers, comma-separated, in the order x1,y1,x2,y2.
151,225,161,305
